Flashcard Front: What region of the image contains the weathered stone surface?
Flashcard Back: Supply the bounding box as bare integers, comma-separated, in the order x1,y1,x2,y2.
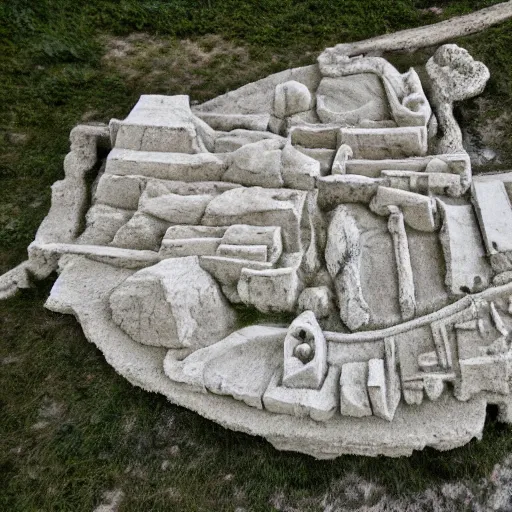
221,224,282,264
160,238,221,258
339,362,372,417
146,179,240,197
388,207,416,321
370,186,438,232
290,124,339,149
112,95,211,153
35,124,108,249
222,139,284,188
202,187,307,252
163,225,227,240
140,192,212,225
78,204,134,246
109,257,236,349
367,338,400,421
203,330,283,409
297,287,333,319
159,225,227,257
339,126,428,160
263,366,340,422
426,45,490,153
5,33,512,459
472,180,512,256
438,201,492,295
214,129,285,153
326,206,370,331
194,112,270,132
110,212,168,251
317,175,381,208
106,148,227,181
273,80,312,119
30,242,160,270
281,143,321,190
217,243,267,262
197,65,319,118
94,174,144,210
294,147,335,175
316,74,390,125
198,255,272,287
238,265,302,313
282,311,328,389
163,325,286,394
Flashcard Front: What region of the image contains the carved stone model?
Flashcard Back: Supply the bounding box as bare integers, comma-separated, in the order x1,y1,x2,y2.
2,35,512,457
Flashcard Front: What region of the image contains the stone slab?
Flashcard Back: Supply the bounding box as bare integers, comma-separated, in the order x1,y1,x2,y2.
472,180,512,254
438,201,492,295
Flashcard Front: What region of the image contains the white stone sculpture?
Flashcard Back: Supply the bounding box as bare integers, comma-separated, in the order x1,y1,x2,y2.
3,35,512,458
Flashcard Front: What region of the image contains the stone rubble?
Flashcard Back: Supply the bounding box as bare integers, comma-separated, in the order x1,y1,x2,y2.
3,19,512,459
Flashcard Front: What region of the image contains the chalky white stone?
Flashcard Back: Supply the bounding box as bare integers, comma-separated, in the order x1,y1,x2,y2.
3,15,512,458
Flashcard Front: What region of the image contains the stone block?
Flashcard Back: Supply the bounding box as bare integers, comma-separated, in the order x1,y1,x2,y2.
109,257,236,349
339,126,428,159
112,95,209,153
106,148,227,181
263,366,340,422
273,80,312,119
202,187,307,252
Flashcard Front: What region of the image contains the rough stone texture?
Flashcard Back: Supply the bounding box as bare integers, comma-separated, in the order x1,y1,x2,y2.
317,175,382,208
263,366,340,422
316,74,390,125
78,205,134,246
111,95,212,153
38,253,512,458
195,65,321,116
438,200,492,295
5,30,512,458
317,3,512,58
94,174,144,210
282,311,328,390
202,187,307,252
109,257,236,349
106,148,227,181
222,139,284,188
325,206,370,331
339,361,372,417
221,224,282,264
281,143,321,191
110,212,169,251
202,334,284,409
297,287,333,318
33,125,109,277
238,264,302,313
272,80,312,119
426,45,490,153
370,186,438,232
388,206,417,321
214,129,285,153
472,180,512,256
339,126,428,160
140,192,212,225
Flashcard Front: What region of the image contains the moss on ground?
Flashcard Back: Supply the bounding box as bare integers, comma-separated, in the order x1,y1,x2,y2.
1,1,512,510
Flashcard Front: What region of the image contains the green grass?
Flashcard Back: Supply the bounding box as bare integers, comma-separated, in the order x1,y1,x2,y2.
1,1,512,510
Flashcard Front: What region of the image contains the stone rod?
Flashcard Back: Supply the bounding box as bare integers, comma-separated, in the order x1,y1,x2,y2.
319,1,512,58
324,281,512,343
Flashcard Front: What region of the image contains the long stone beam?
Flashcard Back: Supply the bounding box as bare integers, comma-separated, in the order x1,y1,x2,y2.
319,1,512,58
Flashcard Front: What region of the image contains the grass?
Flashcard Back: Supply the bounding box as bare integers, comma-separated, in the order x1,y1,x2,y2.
1,1,512,510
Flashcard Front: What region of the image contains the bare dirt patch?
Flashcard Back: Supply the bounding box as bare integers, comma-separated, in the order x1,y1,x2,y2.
101,34,258,103
270,456,512,511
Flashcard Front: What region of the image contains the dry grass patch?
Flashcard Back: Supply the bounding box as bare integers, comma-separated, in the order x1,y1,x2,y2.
101,34,265,103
